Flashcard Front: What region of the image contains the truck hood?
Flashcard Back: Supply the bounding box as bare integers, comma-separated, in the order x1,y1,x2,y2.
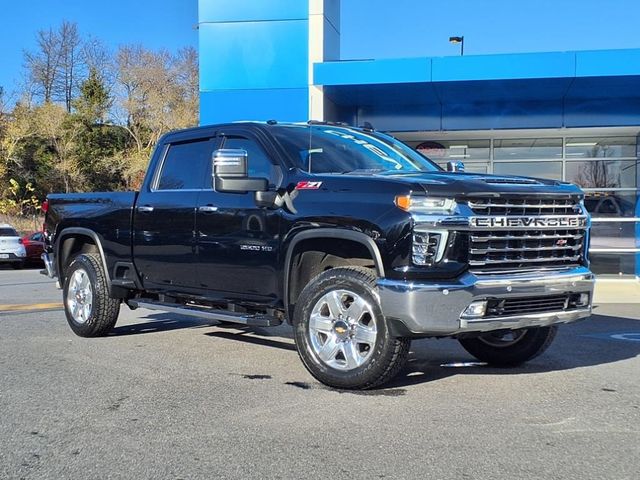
377,170,583,198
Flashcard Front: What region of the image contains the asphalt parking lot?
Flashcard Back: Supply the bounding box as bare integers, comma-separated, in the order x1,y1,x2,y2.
1,266,639,479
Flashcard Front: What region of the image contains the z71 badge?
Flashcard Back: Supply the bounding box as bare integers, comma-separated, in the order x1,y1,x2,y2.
295,181,323,190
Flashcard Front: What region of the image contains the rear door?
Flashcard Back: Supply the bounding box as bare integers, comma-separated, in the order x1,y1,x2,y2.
133,136,217,289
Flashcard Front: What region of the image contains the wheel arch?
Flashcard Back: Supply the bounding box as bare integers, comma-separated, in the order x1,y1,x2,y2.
55,228,111,288
283,228,385,323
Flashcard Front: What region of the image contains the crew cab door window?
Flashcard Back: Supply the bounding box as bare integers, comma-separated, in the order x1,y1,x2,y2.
156,139,212,190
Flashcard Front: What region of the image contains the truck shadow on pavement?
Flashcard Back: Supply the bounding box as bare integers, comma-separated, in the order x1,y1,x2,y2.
386,312,640,388
111,311,640,390
108,313,218,336
204,329,298,351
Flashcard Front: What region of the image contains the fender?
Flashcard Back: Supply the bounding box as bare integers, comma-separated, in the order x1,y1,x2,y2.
282,228,386,318
55,227,112,287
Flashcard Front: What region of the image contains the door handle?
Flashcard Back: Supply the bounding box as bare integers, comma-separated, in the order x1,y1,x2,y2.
137,205,154,213
198,205,218,213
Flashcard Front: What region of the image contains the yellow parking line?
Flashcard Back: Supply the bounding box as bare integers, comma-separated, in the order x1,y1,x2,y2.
0,302,63,312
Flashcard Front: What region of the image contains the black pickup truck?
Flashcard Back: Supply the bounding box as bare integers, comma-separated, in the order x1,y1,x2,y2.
42,121,595,389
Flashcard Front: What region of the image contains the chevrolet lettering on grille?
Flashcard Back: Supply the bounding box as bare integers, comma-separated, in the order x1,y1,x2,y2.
470,216,587,229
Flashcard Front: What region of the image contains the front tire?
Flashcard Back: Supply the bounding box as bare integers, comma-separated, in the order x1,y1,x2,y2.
293,267,410,390
458,326,557,366
63,253,120,337
11,261,24,270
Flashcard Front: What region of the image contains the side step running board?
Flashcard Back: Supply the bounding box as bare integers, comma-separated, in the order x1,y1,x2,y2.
127,299,282,327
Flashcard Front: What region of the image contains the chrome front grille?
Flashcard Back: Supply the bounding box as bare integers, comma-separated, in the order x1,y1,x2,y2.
468,229,585,271
467,197,581,216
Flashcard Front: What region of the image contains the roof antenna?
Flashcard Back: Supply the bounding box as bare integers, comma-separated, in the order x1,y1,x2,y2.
360,121,374,131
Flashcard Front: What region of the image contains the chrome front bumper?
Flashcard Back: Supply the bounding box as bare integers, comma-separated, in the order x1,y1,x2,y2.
377,266,595,337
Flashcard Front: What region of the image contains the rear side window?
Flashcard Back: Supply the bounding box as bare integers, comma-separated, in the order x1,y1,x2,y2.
156,139,213,190
0,228,18,237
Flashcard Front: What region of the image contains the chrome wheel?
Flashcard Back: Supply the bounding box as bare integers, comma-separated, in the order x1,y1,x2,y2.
308,289,377,371
477,330,527,348
66,268,93,324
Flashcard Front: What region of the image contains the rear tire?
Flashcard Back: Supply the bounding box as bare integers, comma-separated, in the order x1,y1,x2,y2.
11,261,24,270
458,326,557,366
63,253,120,337
293,266,410,390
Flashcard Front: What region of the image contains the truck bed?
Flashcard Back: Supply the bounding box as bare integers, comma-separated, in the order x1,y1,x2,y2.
47,191,138,277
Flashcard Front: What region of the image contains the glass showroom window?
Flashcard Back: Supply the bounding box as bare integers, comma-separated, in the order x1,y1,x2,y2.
494,138,562,160
565,137,636,158
493,138,563,181
565,159,638,189
412,139,490,173
566,137,640,277
493,161,562,180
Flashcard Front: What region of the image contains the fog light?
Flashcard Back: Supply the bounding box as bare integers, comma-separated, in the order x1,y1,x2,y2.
576,293,590,307
412,230,448,266
462,301,487,319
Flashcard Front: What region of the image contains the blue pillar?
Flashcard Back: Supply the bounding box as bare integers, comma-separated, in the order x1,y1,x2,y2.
198,0,340,125
199,0,310,124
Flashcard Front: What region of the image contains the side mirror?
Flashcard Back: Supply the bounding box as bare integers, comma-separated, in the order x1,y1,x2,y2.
213,148,268,193
447,160,465,173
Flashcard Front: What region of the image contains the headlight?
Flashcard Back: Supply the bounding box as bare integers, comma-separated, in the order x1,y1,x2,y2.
395,195,456,214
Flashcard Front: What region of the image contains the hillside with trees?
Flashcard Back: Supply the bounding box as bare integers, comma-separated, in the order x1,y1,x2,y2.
0,21,198,226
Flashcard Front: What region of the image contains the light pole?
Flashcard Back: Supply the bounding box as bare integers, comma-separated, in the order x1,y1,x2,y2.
449,36,464,56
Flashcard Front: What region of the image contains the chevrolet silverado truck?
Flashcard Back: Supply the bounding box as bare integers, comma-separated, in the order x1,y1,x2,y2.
41,121,595,389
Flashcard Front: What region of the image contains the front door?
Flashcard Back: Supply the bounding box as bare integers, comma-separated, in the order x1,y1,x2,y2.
195,131,282,301
134,137,216,289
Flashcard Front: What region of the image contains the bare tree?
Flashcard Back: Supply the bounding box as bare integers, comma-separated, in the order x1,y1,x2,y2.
174,47,199,126
573,160,617,189
54,21,83,112
24,27,63,103
24,21,86,112
82,37,115,91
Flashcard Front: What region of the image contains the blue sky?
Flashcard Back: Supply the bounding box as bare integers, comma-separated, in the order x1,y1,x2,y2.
0,0,198,98
1,0,640,98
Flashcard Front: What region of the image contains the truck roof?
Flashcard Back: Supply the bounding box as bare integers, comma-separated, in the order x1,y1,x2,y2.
163,121,370,139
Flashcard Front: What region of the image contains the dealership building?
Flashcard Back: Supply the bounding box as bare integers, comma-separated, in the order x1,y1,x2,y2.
198,0,640,280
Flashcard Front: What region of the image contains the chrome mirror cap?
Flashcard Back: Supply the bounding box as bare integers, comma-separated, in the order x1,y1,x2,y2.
447,160,465,172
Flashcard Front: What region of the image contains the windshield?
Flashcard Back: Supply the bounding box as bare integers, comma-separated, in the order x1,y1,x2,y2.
0,228,18,237
271,125,440,174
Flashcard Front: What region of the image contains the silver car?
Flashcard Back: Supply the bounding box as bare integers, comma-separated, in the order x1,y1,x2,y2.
0,224,27,269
